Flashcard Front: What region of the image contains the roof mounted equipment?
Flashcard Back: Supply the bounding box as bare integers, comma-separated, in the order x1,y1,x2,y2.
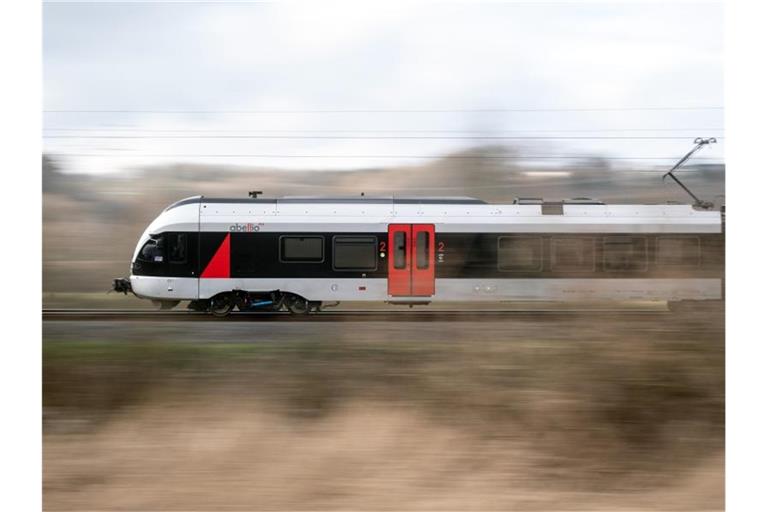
663,137,717,210
513,197,544,205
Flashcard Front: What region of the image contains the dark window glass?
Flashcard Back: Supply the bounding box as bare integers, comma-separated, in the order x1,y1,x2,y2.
169,233,187,263
657,237,701,267
416,231,430,269
281,236,324,262
551,237,595,271
603,236,648,271
394,231,406,269
138,236,164,263
498,236,543,271
333,236,377,270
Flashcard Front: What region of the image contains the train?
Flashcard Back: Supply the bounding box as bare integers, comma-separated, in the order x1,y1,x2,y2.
111,194,724,316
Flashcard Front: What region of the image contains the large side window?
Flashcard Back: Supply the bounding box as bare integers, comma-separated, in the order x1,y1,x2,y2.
551,237,595,272
138,235,165,263
657,237,701,267
280,236,324,263
333,236,377,270
603,236,648,272
168,233,187,264
498,236,543,272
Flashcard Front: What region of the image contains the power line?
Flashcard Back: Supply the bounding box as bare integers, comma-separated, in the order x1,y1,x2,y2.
48,153,723,161
43,106,725,114
41,131,727,138
42,127,726,133
42,135,724,140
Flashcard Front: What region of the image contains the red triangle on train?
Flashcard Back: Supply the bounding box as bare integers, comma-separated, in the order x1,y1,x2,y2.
201,233,230,278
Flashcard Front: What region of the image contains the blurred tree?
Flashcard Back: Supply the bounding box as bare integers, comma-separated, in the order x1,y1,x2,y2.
43,154,66,194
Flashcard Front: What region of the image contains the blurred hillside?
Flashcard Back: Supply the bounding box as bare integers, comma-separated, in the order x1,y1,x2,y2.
42,150,724,293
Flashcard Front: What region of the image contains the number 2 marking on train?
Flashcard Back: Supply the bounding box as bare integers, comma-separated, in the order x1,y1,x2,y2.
438,241,445,252
379,241,386,252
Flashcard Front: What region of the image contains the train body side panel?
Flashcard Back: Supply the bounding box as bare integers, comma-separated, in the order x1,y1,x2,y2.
130,200,724,303
134,276,721,302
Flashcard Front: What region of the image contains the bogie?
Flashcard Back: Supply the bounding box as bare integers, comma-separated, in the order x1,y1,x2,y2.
284,293,310,315
209,293,235,317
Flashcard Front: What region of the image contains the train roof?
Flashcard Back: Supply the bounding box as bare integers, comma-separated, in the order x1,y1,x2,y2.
160,195,723,219
165,195,624,212
165,195,488,211
144,194,723,236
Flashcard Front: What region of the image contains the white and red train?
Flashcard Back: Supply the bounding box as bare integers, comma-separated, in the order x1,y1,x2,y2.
113,195,724,315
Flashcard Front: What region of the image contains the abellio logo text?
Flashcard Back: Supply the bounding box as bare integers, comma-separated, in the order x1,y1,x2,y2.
229,223,261,232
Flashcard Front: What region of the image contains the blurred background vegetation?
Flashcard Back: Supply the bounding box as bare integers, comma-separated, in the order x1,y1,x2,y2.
43,307,724,510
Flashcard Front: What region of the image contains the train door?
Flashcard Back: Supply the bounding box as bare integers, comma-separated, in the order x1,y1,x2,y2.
387,224,435,297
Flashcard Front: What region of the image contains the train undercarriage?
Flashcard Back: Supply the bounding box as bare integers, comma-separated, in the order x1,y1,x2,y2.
177,291,322,317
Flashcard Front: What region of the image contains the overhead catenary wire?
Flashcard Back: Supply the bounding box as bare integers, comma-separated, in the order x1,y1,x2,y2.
48,153,723,161
42,127,726,133
42,135,726,140
43,106,725,114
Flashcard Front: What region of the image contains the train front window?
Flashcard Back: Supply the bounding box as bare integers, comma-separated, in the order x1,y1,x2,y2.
138,236,164,263
169,233,187,264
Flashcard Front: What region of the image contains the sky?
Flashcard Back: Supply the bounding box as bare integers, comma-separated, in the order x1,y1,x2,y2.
43,1,724,174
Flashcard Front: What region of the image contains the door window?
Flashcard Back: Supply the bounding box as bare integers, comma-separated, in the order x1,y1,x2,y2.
416,231,430,269
393,231,407,269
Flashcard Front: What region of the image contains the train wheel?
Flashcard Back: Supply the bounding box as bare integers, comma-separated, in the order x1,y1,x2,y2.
285,294,310,315
210,294,235,317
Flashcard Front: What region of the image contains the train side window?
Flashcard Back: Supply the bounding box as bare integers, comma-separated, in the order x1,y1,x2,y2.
416,231,430,269
333,236,377,270
551,237,595,271
169,233,187,264
498,236,543,272
657,237,701,267
138,236,164,263
280,236,324,263
394,231,407,269
603,236,648,271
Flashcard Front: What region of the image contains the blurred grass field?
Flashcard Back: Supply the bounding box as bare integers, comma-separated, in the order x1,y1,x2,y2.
43,308,724,511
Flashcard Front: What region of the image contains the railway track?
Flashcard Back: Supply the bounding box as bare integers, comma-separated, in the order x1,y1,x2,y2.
43,306,671,322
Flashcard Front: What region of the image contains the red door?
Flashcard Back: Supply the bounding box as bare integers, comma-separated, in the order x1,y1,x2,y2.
388,224,435,297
